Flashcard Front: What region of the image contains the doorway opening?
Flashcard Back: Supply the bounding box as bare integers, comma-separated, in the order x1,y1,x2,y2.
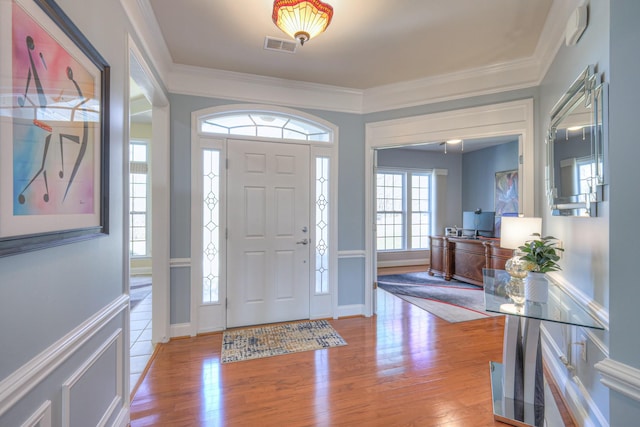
128,79,153,394
127,39,171,398
366,99,535,316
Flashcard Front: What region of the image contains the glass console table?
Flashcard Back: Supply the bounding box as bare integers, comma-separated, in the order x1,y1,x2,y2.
482,269,604,427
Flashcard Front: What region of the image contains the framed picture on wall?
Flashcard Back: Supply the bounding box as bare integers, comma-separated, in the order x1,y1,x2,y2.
494,169,518,237
0,0,110,257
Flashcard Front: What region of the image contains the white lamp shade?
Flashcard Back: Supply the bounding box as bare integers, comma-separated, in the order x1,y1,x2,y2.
500,217,542,249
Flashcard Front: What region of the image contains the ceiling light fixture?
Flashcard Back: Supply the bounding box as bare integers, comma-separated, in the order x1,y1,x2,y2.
272,0,334,46
443,139,464,154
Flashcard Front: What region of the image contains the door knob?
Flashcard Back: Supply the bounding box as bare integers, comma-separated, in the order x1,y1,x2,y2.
296,238,309,245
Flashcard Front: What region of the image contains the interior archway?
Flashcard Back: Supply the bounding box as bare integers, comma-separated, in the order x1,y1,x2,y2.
365,99,535,315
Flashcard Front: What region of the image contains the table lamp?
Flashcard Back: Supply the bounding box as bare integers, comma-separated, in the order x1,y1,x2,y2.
500,216,542,307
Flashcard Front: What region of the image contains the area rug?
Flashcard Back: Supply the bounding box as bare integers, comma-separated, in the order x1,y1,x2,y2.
377,271,480,288
378,272,501,323
221,320,347,363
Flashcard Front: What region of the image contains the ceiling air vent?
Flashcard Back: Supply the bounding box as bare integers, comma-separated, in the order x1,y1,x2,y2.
264,37,297,54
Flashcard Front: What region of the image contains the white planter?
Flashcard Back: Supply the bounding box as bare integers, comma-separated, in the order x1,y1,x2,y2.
525,272,548,303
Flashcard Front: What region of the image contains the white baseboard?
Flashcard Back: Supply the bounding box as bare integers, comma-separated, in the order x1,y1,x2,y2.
334,304,366,318
170,322,192,339
377,259,429,268
130,267,151,276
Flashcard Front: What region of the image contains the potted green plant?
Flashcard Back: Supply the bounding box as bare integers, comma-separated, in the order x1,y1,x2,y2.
518,233,563,272
518,233,564,302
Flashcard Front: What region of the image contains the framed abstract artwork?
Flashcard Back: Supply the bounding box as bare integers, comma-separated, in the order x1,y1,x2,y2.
494,169,518,237
0,0,110,257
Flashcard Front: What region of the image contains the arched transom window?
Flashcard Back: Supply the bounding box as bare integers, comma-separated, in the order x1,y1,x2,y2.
200,111,332,142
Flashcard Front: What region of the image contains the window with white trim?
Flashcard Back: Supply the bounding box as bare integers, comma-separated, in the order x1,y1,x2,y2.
129,141,149,257
376,170,432,251
577,156,603,196
200,112,331,142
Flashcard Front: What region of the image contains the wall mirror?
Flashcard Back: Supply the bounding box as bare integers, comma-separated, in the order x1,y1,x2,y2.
546,65,606,217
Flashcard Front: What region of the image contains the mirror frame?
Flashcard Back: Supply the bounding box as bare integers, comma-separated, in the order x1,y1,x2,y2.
546,65,606,217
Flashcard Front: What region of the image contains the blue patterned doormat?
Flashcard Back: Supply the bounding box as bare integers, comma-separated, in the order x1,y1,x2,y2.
221,320,347,363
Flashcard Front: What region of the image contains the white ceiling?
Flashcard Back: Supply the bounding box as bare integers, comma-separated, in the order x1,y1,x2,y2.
147,0,554,90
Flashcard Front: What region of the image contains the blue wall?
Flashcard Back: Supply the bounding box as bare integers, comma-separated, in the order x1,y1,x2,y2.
538,0,611,423
609,0,640,425
462,140,519,213
0,0,135,424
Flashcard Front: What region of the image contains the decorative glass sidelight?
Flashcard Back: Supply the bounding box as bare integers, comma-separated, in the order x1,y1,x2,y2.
202,149,220,303
315,157,330,294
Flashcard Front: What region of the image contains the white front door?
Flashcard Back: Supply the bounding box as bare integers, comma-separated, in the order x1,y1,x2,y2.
227,139,310,327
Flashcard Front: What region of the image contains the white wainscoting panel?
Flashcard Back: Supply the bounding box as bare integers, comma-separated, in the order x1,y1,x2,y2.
20,400,51,427
547,272,609,330
61,329,124,427
0,295,128,418
542,327,609,427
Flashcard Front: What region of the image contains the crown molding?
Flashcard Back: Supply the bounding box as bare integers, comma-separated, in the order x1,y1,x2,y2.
167,64,364,114
120,0,173,82
362,0,575,113
534,0,581,84
124,0,576,114
362,57,542,114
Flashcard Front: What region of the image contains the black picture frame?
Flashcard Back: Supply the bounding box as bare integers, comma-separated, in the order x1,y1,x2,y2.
0,0,110,257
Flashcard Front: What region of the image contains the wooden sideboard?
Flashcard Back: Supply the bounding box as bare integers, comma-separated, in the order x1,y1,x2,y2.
428,235,512,287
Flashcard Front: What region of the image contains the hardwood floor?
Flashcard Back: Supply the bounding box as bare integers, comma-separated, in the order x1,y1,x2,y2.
130,267,575,426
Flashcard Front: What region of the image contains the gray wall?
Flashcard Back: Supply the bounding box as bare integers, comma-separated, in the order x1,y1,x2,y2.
462,140,519,214
538,0,611,422
609,0,640,425
0,0,144,424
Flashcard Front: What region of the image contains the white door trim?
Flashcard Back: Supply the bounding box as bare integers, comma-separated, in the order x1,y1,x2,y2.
364,99,535,316
128,36,171,344
190,105,339,332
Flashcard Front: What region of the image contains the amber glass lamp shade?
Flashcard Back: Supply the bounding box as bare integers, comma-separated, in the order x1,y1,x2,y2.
272,0,334,45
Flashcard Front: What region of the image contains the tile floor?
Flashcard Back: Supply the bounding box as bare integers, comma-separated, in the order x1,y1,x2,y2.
130,289,153,395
